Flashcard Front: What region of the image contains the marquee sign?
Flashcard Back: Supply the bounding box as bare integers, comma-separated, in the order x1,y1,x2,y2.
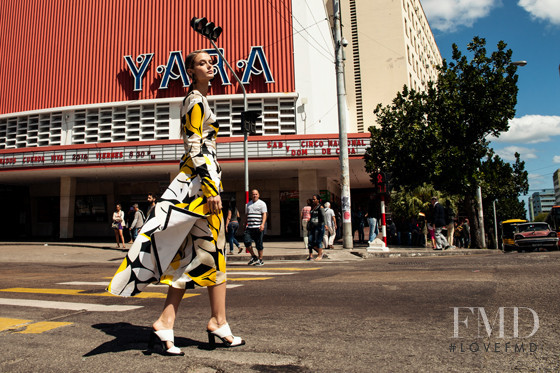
125,46,275,91
0,136,369,170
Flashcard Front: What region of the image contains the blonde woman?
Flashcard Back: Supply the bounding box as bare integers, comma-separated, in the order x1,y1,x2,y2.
108,50,243,355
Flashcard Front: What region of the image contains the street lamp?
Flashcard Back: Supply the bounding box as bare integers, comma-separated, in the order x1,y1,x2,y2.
190,17,259,204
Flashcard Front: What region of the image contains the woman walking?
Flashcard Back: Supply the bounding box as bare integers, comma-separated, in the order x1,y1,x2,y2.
111,204,126,249
107,50,244,355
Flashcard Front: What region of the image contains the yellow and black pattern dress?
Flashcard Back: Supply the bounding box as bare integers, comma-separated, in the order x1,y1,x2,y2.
107,90,226,297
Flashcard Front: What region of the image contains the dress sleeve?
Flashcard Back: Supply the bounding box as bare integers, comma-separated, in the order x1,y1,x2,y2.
180,92,220,198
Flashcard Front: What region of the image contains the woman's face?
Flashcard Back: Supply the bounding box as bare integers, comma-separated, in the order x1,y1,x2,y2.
189,52,214,83
116,205,121,211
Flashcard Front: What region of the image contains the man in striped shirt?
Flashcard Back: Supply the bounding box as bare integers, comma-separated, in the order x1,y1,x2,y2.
244,189,268,266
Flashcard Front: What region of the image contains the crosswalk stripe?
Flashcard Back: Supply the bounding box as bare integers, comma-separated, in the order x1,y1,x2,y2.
58,282,242,289
222,272,294,276
0,288,198,300
0,298,142,312
0,317,32,331
16,321,73,334
228,267,320,271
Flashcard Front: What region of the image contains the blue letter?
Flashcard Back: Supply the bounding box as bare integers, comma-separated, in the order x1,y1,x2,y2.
124,53,154,91
238,46,274,84
205,48,231,85
158,51,189,89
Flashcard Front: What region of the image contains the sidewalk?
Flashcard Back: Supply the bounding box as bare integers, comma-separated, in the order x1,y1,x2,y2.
0,240,496,264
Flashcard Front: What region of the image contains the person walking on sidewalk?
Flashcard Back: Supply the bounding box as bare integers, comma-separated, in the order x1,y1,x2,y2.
322,202,336,249
111,204,126,249
225,198,241,255
430,196,450,250
244,189,268,266
129,204,145,241
307,194,327,261
300,199,312,250
146,193,157,220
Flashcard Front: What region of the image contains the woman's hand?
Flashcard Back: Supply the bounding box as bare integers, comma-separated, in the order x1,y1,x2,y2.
207,195,222,215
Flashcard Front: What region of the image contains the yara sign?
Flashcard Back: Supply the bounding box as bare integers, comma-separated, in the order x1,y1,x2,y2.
124,46,274,91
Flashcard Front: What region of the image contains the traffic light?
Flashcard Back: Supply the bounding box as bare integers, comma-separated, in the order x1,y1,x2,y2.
241,110,261,135
374,172,388,194
190,17,222,41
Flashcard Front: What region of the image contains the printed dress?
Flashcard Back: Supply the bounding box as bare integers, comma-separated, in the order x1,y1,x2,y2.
107,90,226,296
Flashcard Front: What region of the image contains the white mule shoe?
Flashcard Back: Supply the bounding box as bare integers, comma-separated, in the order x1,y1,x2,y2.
207,323,245,349
148,329,184,356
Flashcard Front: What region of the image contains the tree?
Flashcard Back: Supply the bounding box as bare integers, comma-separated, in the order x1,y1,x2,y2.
365,37,527,248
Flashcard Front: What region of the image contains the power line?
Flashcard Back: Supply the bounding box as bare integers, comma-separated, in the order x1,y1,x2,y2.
267,0,335,61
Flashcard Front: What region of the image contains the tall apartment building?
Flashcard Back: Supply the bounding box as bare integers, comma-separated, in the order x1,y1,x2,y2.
531,189,556,217
338,0,442,132
554,169,560,205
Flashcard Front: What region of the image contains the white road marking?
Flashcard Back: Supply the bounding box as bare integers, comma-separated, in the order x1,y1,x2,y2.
0,298,142,312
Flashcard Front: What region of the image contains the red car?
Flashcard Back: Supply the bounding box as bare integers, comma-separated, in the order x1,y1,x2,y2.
514,222,559,251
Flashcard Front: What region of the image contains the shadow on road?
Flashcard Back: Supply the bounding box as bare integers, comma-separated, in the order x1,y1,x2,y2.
83,322,203,356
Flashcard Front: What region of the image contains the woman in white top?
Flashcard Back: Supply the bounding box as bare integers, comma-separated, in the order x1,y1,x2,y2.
111,204,125,249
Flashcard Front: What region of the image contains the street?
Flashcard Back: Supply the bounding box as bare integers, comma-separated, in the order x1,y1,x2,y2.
0,247,559,372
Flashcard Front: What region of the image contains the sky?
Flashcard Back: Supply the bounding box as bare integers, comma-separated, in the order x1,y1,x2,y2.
421,0,560,209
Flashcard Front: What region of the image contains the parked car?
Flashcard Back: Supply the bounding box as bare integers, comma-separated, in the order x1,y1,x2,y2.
513,222,559,252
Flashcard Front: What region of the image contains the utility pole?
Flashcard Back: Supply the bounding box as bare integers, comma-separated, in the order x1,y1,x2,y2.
332,0,353,249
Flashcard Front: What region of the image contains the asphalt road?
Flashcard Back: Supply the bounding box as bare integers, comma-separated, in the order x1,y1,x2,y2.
0,251,559,372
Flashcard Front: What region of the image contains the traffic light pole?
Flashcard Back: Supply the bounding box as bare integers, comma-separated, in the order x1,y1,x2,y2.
208,39,250,204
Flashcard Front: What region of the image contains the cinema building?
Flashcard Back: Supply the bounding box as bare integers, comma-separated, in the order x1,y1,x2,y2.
0,0,440,240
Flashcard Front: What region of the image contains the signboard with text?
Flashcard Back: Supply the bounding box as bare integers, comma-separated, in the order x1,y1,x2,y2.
0,136,369,171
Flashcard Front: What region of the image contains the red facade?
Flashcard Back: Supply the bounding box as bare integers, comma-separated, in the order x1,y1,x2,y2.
0,0,294,114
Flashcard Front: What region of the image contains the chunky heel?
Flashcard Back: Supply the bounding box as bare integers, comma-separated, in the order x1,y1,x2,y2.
149,329,184,356
206,323,245,348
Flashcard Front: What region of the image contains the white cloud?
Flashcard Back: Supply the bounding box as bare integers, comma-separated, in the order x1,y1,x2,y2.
422,0,499,32
495,146,537,161
518,0,560,26
554,155,560,163
489,115,560,143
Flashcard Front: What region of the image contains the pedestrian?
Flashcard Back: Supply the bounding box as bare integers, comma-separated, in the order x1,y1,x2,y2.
352,206,365,243
128,204,145,241
107,50,244,356
445,200,456,247
146,193,157,220
300,199,312,250
244,189,268,266
111,204,126,249
307,194,326,260
225,198,241,255
125,206,135,243
323,202,337,249
430,196,450,250
365,195,379,244
462,218,471,248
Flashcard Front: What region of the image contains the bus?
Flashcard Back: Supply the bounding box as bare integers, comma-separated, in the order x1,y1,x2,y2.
545,206,560,238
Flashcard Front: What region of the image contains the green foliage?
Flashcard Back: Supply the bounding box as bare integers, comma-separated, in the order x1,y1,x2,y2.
364,37,528,248
389,183,460,223
534,212,549,222
365,37,521,196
